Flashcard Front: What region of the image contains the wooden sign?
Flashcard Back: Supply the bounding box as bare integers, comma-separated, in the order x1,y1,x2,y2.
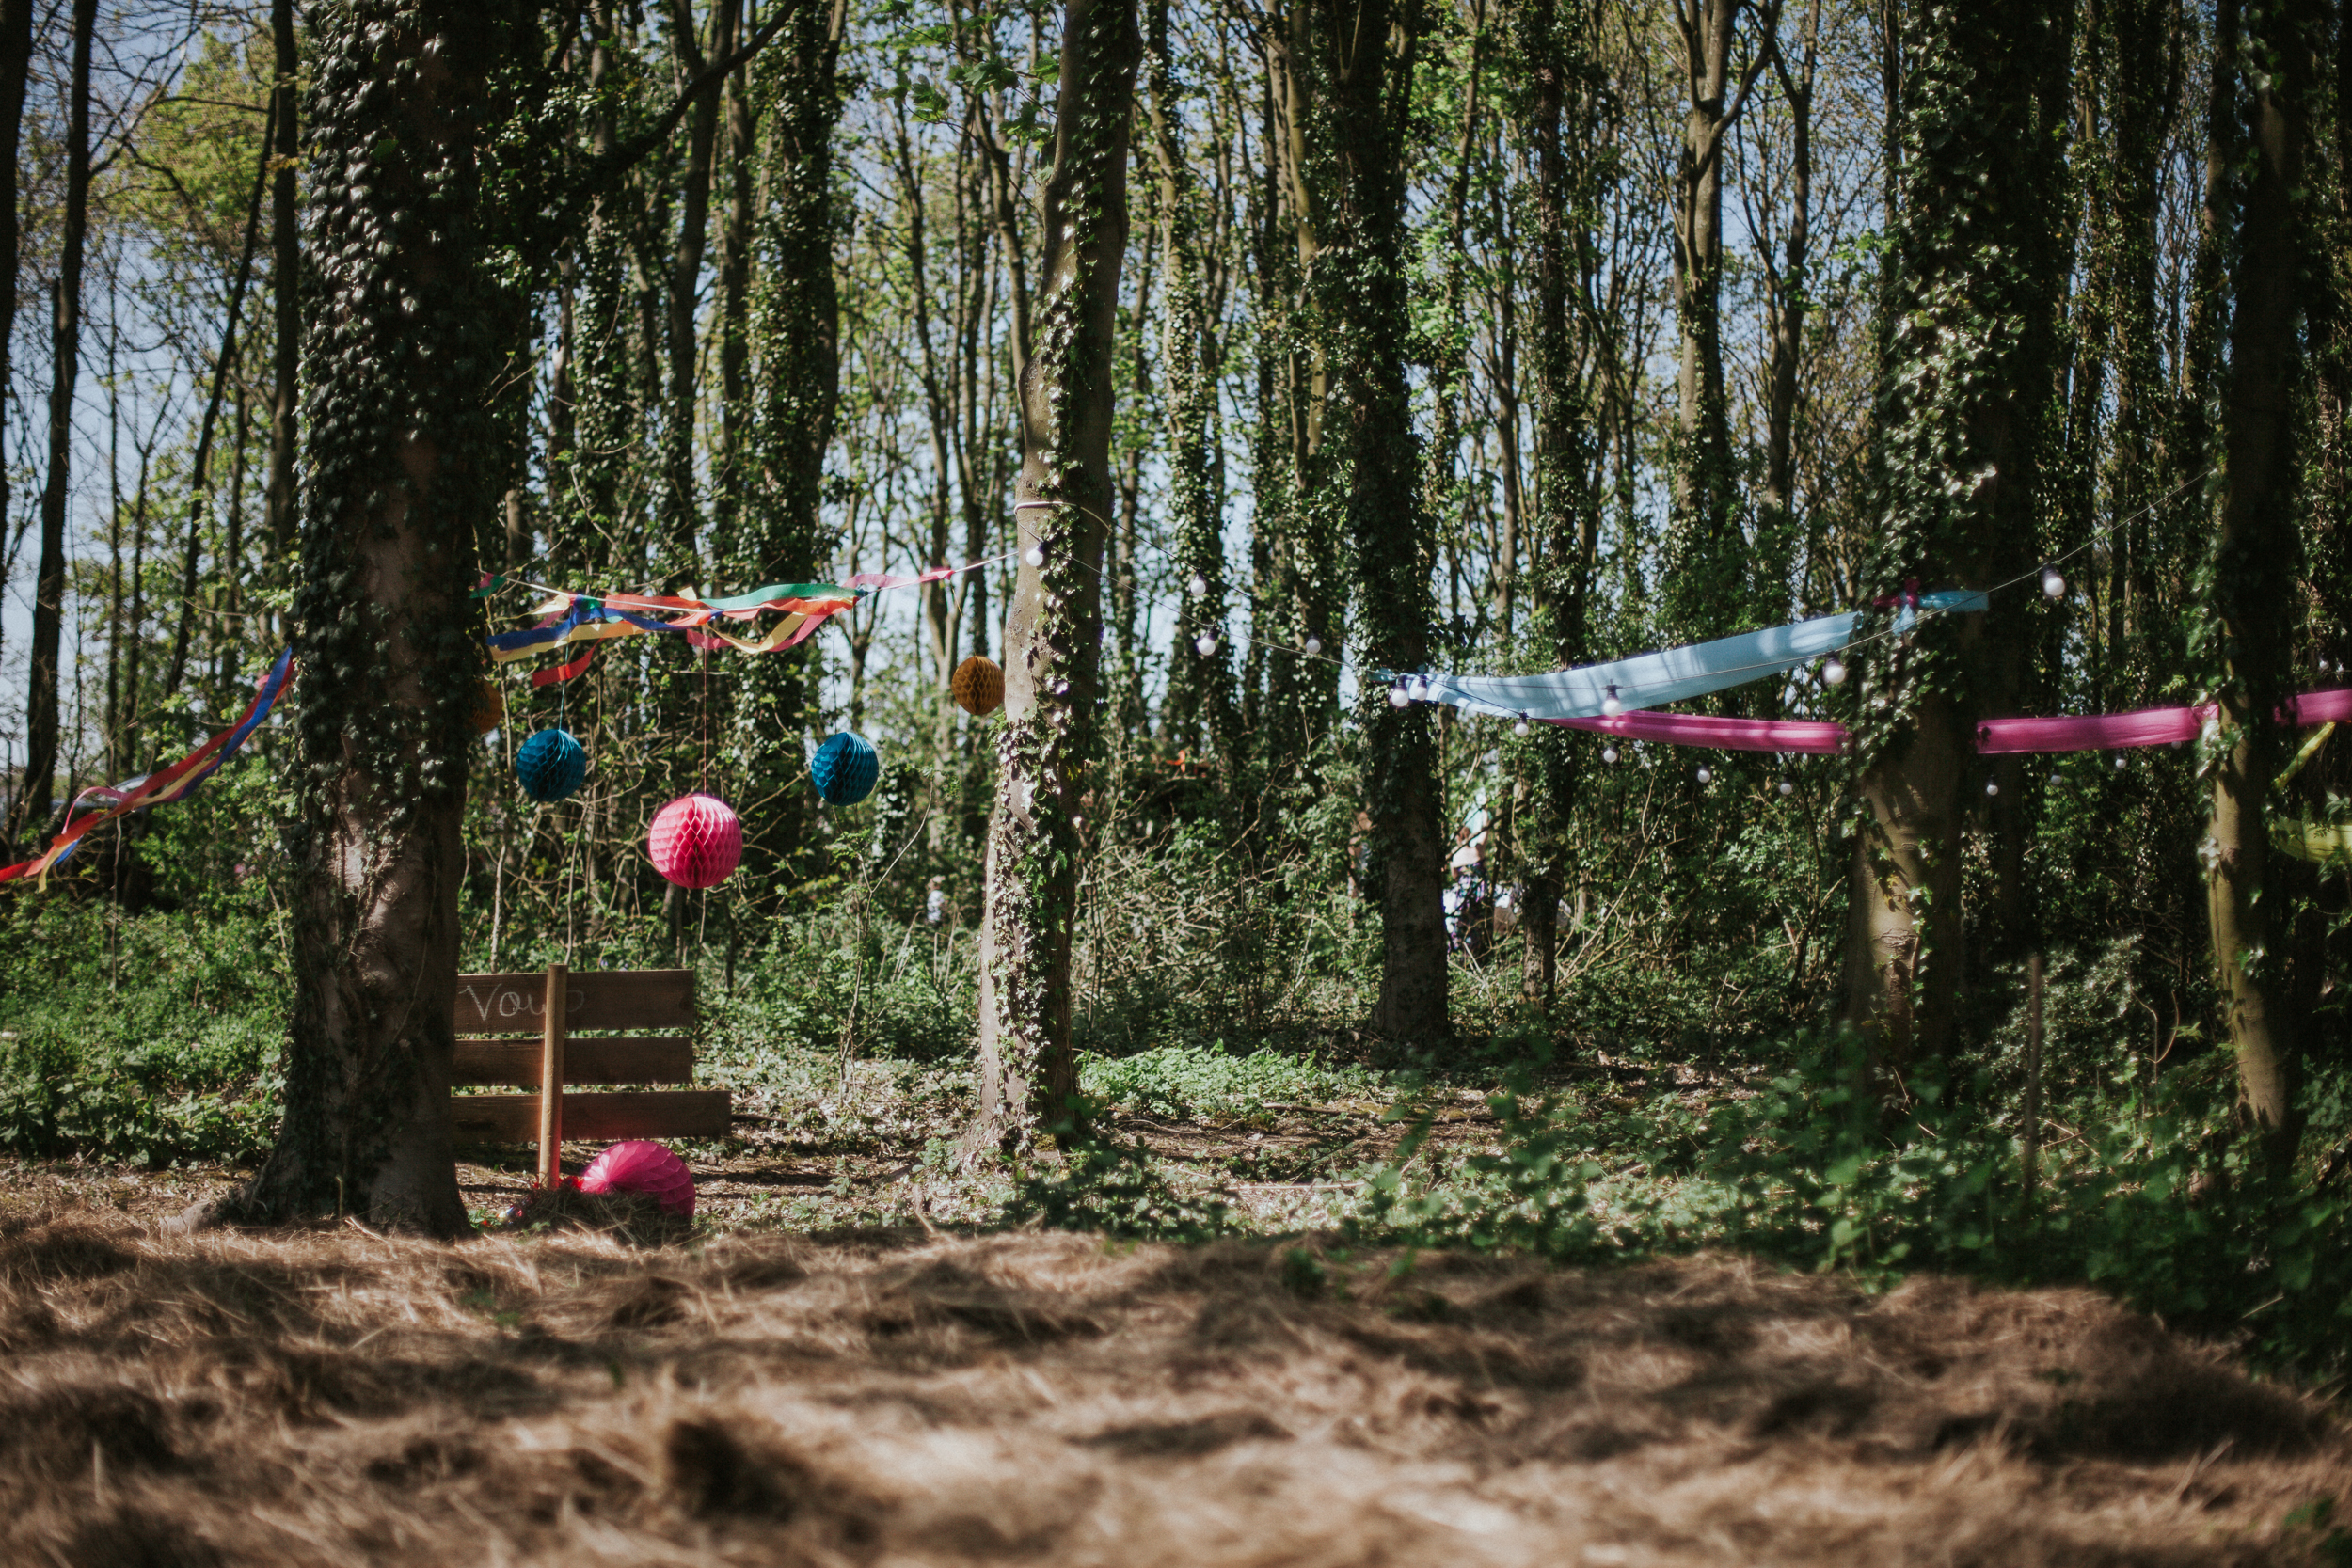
453,969,693,1034
448,1090,731,1143
445,965,725,1181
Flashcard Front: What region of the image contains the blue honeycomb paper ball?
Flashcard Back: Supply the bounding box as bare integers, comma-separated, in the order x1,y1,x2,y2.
515,728,587,803
811,731,880,806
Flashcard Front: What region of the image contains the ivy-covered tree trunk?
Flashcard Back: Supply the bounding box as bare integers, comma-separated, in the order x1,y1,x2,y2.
1840,0,2069,1083
974,0,1141,1145
736,0,844,902
225,0,521,1234
1660,0,1755,644
1306,0,1442,1042
2204,0,2317,1169
1515,0,1600,1007
15,0,95,852
1148,0,1239,767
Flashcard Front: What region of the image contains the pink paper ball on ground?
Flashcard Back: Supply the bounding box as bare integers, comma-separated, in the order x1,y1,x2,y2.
578,1140,695,1217
648,792,742,888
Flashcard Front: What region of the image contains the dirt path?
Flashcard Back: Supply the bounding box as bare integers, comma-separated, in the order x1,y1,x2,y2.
2,1170,2345,1566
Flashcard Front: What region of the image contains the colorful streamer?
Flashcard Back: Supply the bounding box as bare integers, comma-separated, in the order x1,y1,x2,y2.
1551,711,1851,753
0,649,294,886
1416,591,1987,721
480,556,1006,682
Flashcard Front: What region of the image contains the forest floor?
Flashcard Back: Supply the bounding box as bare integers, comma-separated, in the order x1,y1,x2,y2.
7,1135,2352,1568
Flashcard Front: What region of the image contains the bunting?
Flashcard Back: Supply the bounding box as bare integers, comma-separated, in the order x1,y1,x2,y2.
0,650,294,886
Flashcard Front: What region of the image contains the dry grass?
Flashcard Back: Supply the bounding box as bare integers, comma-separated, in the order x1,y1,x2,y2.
0,1170,2345,1567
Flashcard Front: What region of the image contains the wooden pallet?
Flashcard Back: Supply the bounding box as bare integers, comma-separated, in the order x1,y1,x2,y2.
449,965,728,1185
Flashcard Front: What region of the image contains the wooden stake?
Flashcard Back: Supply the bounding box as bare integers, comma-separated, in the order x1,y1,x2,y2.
2023,952,2043,1203
537,962,567,1188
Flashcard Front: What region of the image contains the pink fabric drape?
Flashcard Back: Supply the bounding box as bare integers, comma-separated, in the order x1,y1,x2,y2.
1548,712,1851,753
1540,689,2352,756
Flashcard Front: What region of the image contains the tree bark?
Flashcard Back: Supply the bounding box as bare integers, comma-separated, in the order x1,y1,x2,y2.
226,0,525,1235
974,0,1141,1145
16,0,98,853
2205,0,2318,1170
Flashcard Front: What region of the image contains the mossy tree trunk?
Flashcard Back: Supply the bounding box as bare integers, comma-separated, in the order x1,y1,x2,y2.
2204,0,2319,1170
1840,0,2070,1087
975,0,1141,1145
0,0,35,690
230,0,524,1235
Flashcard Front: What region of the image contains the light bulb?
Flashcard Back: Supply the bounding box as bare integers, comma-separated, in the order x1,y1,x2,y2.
1411,676,1432,700
2113,753,2128,770
1601,746,1618,764
1187,573,1208,597
1302,635,1323,657
1195,633,1217,656
1513,718,1530,737
1778,780,1794,797
1822,657,1848,686
1389,683,1410,708
1695,766,1712,784
2042,566,2066,599
1024,546,1044,567
1985,781,2000,798
1600,687,1625,718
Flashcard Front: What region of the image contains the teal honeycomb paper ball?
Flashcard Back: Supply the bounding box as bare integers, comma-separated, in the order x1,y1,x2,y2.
515,728,586,803
811,731,880,805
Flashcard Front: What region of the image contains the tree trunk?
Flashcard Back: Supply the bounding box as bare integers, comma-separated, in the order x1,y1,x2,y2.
1295,0,1442,1043
974,0,1141,1146
0,0,31,691
1661,0,1767,643
1517,0,1599,1008
1756,0,1818,632
736,0,844,901
1148,0,1238,766
224,0,524,1235
2205,0,2317,1170
266,0,301,581
1841,0,2071,1088
660,0,727,581
16,0,97,853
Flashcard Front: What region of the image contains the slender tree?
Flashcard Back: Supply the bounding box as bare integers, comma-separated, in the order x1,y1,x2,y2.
2202,0,2320,1170
974,0,1142,1144
265,0,301,579
16,0,99,852
735,0,846,900
0,0,31,659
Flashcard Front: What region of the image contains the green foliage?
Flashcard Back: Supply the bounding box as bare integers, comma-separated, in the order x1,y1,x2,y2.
1002,1130,1231,1242
1079,1039,1383,1122
0,896,286,1166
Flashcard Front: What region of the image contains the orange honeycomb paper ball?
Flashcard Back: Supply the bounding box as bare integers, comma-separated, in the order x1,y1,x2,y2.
952,655,1005,716
470,678,506,735
648,793,742,889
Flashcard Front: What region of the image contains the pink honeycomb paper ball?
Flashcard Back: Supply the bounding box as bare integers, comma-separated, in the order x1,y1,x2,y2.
648,792,742,888
577,1140,695,1217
